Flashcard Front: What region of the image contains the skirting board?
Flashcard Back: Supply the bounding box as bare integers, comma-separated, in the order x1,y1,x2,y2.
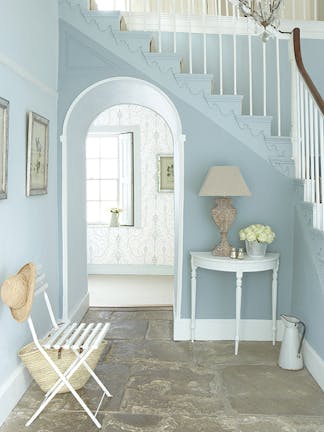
88,264,174,276
0,293,90,427
0,363,32,427
173,318,284,342
303,339,324,391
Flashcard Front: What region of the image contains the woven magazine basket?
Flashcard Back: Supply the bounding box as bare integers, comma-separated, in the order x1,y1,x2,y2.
19,340,107,393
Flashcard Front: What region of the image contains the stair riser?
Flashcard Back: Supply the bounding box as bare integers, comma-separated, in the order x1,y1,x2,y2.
238,117,272,137
144,54,181,73
206,95,242,116
175,74,213,95
84,12,121,31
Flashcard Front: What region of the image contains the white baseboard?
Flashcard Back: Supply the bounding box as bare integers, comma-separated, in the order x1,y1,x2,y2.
88,264,174,275
67,291,89,323
88,275,173,307
173,318,284,342
303,339,324,391
0,363,32,427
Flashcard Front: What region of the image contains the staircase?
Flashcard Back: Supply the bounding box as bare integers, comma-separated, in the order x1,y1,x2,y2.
59,0,294,178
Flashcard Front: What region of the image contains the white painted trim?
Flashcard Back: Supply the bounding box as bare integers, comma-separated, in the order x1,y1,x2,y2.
67,291,89,323
173,318,284,342
0,52,57,97
0,363,32,427
303,339,324,391
174,133,185,321
88,264,174,275
61,77,183,323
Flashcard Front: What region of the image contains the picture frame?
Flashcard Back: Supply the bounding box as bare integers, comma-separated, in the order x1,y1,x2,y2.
26,111,49,196
157,154,174,192
0,97,9,200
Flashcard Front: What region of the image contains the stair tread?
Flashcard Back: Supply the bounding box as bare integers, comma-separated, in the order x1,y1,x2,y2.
265,136,292,142
239,115,273,121
145,52,182,60
206,94,243,101
175,73,213,79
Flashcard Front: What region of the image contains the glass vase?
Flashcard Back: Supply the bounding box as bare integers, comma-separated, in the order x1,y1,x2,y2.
245,240,267,258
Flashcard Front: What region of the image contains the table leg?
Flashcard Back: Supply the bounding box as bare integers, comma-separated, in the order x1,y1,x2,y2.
235,271,243,355
272,259,279,345
191,261,197,342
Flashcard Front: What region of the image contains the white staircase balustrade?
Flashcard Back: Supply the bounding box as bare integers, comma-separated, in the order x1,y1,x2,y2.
86,0,324,137
92,0,322,22
290,28,324,231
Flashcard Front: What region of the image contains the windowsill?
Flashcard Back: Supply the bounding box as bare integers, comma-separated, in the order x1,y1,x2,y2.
87,223,142,228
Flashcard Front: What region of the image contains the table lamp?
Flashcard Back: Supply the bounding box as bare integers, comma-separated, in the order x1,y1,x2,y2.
199,166,251,256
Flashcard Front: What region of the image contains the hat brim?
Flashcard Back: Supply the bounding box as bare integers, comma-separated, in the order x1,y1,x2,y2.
10,263,36,322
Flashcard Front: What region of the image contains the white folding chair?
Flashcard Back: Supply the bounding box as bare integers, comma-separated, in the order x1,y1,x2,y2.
25,266,112,429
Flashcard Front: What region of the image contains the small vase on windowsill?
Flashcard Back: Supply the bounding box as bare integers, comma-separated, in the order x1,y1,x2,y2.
245,240,267,258
110,208,122,227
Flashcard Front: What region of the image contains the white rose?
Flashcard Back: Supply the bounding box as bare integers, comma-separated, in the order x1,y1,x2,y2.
246,232,256,242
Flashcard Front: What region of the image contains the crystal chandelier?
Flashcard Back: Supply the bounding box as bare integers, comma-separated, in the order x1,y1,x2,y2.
235,0,284,42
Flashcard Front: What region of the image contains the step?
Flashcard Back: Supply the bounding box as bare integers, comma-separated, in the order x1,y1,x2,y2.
265,136,292,159
83,10,121,31
269,156,295,178
174,73,214,95
205,94,243,116
144,53,182,74
114,30,153,52
238,115,273,137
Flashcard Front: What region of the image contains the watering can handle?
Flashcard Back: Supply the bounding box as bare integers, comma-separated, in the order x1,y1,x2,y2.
297,321,306,356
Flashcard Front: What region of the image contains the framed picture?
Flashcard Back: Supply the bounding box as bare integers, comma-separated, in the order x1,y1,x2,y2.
0,97,9,200
26,111,49,196
158,154,174,192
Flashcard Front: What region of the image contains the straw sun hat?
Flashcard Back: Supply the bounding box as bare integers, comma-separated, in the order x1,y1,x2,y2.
1,263,36,322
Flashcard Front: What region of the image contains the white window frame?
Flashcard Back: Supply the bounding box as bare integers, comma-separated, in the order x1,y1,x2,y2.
86,125,141,228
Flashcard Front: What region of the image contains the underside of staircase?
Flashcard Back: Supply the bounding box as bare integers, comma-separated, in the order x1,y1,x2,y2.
59,0,294,179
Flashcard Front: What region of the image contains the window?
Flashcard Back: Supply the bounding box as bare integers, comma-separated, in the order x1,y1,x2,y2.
86,129,136,226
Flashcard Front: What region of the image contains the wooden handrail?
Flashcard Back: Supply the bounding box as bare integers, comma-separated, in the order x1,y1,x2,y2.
293,27,324,116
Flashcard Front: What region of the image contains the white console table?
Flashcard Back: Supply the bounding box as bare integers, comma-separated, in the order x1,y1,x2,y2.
190,251,280,355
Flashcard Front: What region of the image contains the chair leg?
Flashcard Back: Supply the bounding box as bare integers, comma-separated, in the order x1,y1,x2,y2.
72,348,112,397
26,348,106,428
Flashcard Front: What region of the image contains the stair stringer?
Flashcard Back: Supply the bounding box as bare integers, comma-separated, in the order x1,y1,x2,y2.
59,0,293,178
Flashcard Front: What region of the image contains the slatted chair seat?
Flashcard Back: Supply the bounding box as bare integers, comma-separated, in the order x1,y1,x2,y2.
24,266,112,429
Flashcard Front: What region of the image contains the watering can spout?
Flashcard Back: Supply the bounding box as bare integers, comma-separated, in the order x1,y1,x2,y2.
278,314,306,371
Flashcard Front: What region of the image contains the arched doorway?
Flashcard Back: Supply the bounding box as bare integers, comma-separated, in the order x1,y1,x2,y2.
61,77,184,330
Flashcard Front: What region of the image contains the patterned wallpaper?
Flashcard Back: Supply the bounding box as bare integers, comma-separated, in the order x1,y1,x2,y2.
87,104,174,266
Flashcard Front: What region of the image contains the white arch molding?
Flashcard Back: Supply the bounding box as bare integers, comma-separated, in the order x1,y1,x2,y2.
61,77,185,325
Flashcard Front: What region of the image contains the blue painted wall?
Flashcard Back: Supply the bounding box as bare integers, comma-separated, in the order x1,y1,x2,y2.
0,0,59,425
58,21,295,322
301,38,324,98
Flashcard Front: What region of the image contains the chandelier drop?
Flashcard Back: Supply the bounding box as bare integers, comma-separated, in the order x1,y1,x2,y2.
236,0,284,42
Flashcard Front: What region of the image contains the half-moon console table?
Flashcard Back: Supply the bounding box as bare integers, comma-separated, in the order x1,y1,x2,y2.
190,251,280,355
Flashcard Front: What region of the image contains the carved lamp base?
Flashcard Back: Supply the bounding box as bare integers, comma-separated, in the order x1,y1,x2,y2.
211,197,236,257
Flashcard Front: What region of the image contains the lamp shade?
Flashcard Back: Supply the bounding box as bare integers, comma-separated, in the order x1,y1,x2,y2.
199,166,251,197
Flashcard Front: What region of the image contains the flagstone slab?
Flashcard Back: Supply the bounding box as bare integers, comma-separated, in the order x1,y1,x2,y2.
223,365,324,416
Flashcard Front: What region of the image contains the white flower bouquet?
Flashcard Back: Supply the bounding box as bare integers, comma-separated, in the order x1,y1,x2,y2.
110,208,122,214
239,224,275,244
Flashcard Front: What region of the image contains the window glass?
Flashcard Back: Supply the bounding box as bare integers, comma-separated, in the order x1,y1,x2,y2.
87,180,100,201
87,201,100,224
86,130,134,225
100,159,118,178
86,137,100,158
86,159,100,179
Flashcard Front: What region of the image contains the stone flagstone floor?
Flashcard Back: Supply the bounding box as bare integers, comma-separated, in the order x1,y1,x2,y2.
1,307,324,432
